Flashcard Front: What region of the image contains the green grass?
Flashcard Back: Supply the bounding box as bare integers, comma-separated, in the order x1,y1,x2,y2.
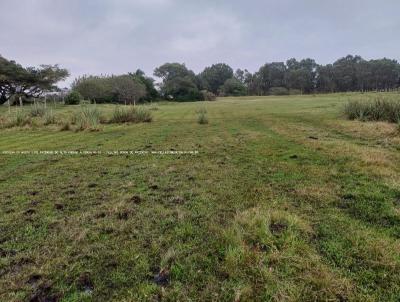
344,95,400,123
0,93,400,301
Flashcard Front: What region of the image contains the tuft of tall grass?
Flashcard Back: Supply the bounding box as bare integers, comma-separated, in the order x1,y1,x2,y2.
74,105,102,131
6,110,32,128
59,121,71,131
196,108,209,125
43,109,56,125
344,96,400,123
109,106,152,124
29,103,47,117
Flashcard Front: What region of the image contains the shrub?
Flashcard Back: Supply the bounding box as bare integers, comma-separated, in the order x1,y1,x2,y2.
344,96,400,123
29,103,47,117
109,106,152,124
200,90,217,101
65,91,83,105
197,108,209,125
269,87,289,96
74,105,101,131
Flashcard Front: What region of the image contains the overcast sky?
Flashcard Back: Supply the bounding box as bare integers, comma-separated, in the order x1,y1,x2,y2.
1,0,399,86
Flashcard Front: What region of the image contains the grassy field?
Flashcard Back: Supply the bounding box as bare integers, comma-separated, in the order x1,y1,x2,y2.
1,93,400,301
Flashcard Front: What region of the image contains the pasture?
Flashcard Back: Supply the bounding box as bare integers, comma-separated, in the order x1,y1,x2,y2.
1,93,400,301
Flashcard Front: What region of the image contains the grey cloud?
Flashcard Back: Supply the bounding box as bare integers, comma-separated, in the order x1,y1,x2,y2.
1,0,399,86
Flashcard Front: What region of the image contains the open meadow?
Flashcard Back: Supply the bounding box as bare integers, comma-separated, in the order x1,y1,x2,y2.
1,93,400,301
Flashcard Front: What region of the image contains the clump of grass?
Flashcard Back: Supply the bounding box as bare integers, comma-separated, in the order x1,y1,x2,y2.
109,106,152,124
196,108,208,125
60,121,71,131
29,103,47,117
134,107,153,123
74,105,102,131
148,104,159,111
43,109,56,125
344,96,400,123
6,110,32,128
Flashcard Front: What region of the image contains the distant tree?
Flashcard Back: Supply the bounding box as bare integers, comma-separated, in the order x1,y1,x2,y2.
286,58,317,93
113,75,146,106
332,55,362,92
316,64,336,93
234,69,246,83
154,63,201,101
222,78,247,96
199,63,234,94
65,91,82,105
0,55,69,105
255,62,287,94
369,58,400,91
130,69,159,100
200,90,217,101
72,76,114,103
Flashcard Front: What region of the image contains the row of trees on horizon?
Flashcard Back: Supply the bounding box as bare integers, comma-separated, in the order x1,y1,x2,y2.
1,54,400,105
73,55,400,103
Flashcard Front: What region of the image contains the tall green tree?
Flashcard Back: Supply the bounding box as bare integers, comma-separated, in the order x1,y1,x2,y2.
113,75,146,106
286,58,317,93
0,55,69,105
154,63,201,101
199,63,234,94
130,69,158,100
222,78,247,96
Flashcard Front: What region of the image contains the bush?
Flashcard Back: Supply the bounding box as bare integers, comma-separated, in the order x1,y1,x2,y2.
109,106,152,124
197,108,209,125
200,90,217,101
74,105,101,131
65,91,82,105
269,87,289,96
344,96,400,123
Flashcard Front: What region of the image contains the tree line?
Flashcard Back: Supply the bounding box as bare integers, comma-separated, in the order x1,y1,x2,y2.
1,54,400,105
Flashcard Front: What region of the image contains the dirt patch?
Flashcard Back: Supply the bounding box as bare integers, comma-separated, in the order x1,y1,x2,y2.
29,281,61,302
130,195,142,204
54,203,64,210
95,212,107,219
25,209,36,216
153,268,170,286
117,210,130,220
27,274,42,285
0,248,16,257
269,222,287,235
170,196,186,204
77,272,94,293
65,189,76,195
